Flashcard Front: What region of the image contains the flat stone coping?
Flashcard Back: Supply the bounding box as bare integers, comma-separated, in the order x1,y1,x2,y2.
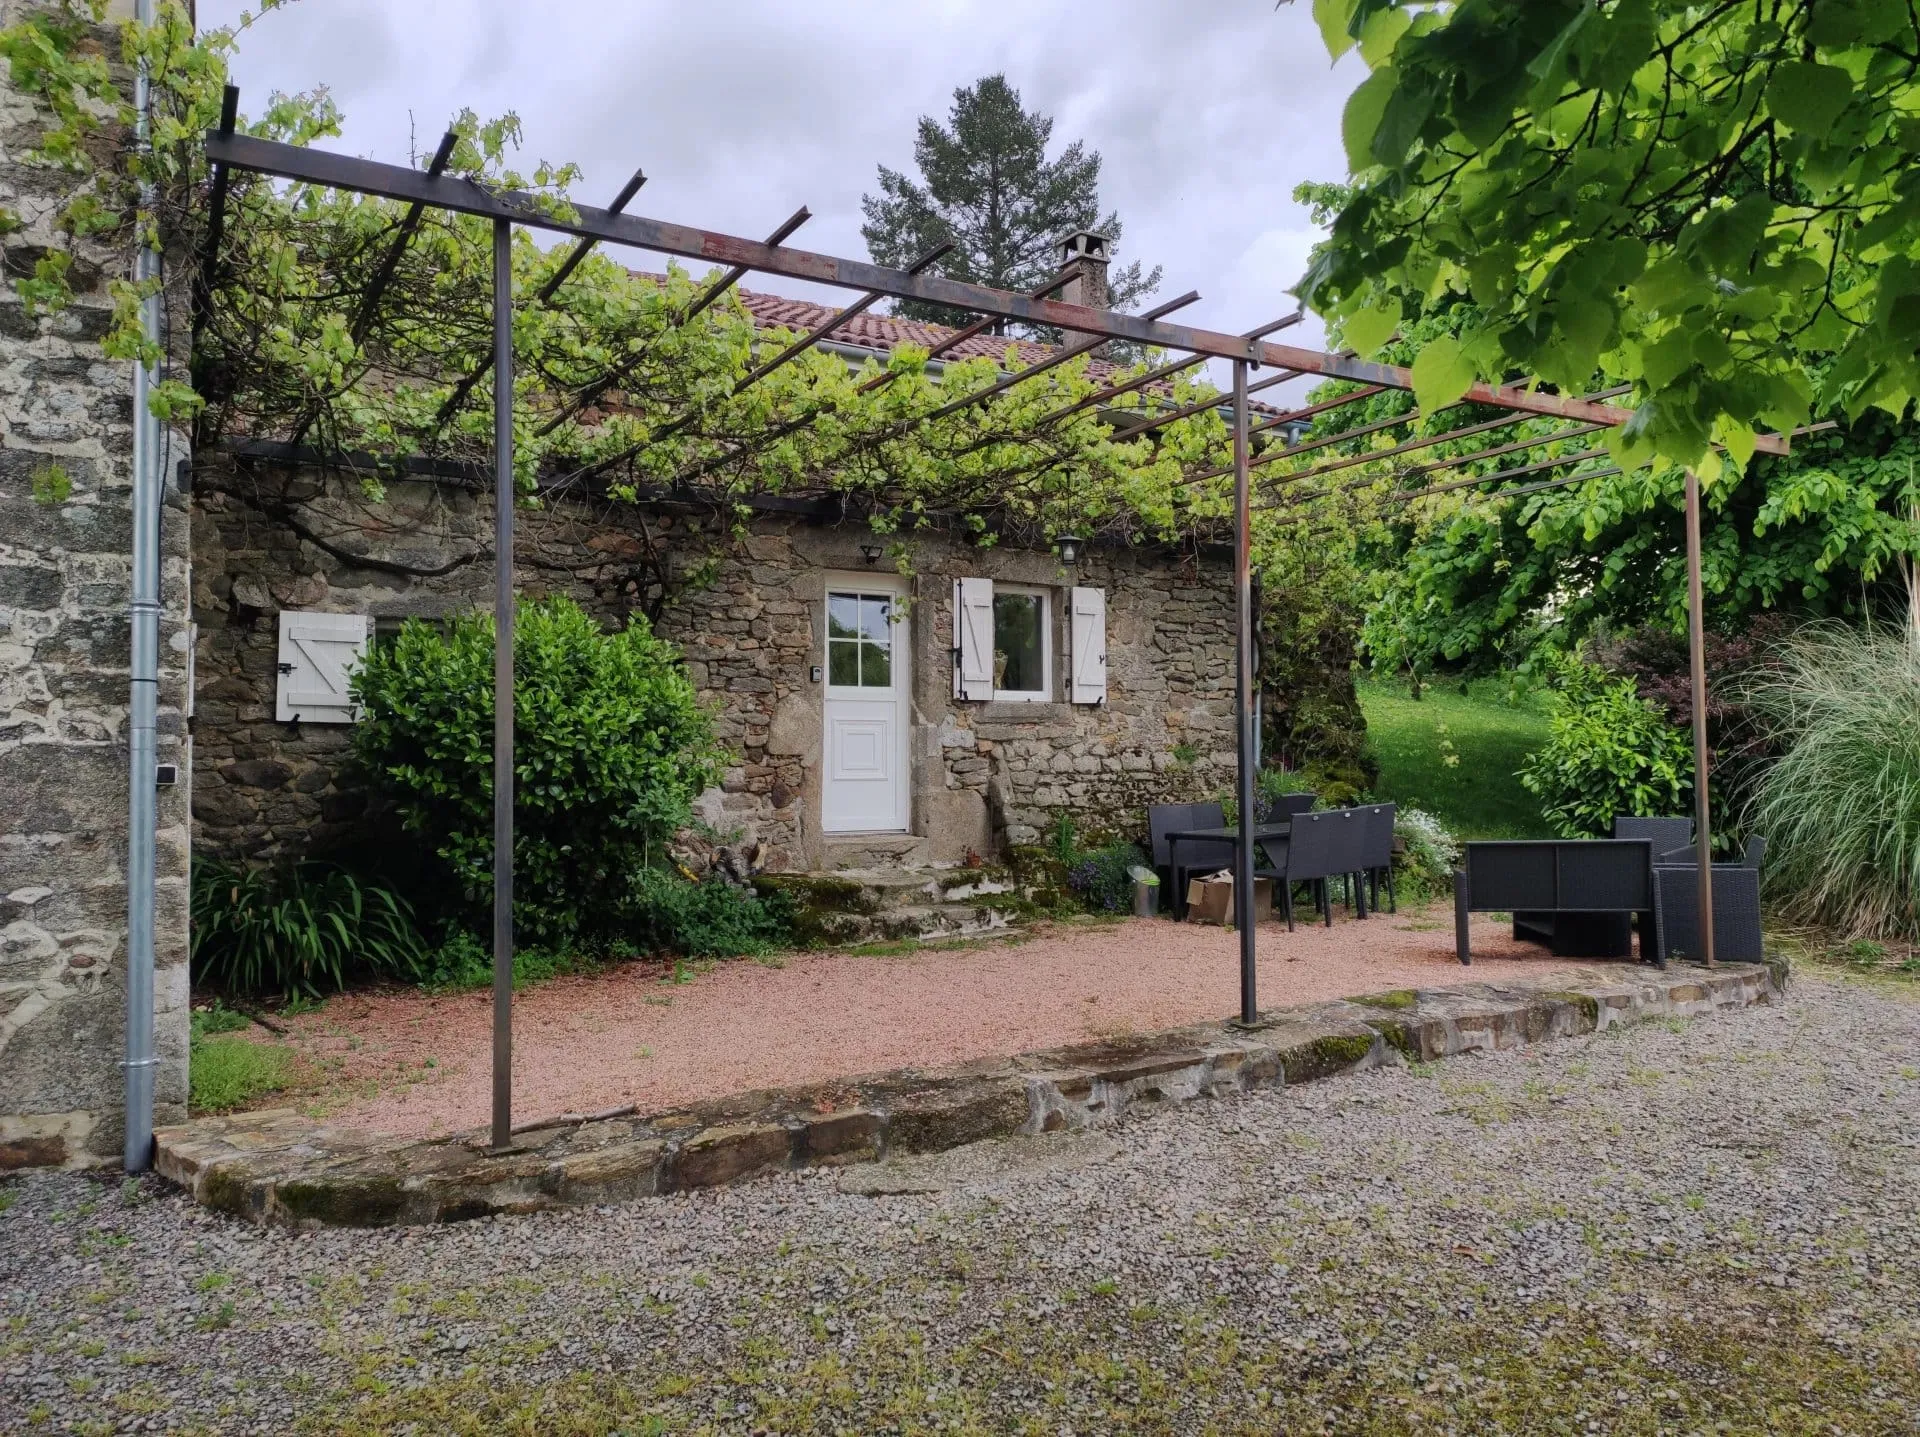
156,963,1783,1228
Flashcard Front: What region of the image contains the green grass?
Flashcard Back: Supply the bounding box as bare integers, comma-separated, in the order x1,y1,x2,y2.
189,1034,292,1114
1360,677,1551,839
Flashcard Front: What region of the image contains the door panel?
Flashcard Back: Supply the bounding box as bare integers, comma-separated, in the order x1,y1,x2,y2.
823,585,909,833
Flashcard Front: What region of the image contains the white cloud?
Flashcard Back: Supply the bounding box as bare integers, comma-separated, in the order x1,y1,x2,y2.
201,0,1362,342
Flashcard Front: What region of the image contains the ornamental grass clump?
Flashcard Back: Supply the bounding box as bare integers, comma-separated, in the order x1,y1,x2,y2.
1743,625,1920,942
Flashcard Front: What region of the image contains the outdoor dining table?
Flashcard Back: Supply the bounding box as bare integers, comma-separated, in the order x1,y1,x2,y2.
1166,821,1292,918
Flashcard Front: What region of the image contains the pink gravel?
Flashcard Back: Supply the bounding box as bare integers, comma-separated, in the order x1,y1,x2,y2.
276,906,1617,1140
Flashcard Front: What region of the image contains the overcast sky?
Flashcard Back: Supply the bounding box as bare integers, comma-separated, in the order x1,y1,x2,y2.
202,1,1361,392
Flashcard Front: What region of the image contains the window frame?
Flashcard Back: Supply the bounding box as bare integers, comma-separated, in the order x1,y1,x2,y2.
824,588,899,692
990,583,1053,703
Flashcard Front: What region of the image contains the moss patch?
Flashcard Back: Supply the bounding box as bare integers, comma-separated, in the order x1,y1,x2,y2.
751,874,878,947
1279,1031,1376,1084
1541,990,1602,1029
1355,989,1418,1011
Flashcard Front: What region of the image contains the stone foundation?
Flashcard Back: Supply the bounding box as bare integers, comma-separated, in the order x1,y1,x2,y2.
155,962,1783,1227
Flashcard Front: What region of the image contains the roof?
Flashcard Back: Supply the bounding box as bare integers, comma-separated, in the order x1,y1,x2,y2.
734,286,1084,373
636,272,1295,421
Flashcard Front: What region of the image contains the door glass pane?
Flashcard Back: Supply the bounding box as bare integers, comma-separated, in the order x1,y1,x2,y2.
828,640,859,686
860,595,892,642
859,641,890,688
994,592,1044,694
827,594,860,640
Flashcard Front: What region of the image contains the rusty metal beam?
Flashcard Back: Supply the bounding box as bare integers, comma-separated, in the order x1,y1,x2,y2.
569,242,954,486
535,205,812,440
432,165,649,432
1107,366,1307,443
669,266,1080,489
206,129,1767,441
349,128,459,345
1039,310,1302,430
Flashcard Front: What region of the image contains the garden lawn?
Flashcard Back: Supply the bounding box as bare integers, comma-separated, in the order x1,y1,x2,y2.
1360,678,1550,839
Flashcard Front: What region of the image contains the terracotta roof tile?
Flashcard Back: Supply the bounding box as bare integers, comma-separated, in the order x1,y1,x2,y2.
633,270,1291,418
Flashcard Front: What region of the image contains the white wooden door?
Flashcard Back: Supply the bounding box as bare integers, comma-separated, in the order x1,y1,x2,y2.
822,583,910,833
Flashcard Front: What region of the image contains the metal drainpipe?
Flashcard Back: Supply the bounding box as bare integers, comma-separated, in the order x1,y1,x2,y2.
123,0,161,1172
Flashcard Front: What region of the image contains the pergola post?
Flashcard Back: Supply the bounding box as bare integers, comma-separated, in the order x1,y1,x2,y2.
491,216,517,1147
1232,359,1258,1024
1683,468,1716,967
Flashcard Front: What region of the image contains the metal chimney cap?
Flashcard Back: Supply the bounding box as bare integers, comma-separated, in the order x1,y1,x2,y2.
1057,230,1111,264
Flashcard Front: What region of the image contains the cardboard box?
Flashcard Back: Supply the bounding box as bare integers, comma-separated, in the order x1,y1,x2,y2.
1184,871,1273,927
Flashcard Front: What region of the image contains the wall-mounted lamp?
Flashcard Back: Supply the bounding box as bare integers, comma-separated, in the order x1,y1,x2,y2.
1054,534,1083,566
859,543,884,566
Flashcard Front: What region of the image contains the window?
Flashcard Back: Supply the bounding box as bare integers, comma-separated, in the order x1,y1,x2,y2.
826,591,894,688
992,587,1050,700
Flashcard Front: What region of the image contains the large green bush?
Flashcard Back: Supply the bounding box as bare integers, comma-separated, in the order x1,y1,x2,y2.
1519,654,1693,838
1744,626,1920,942
351,596,723,946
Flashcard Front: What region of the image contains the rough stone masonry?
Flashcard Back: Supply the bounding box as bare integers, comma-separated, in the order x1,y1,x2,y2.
0,1,191,1169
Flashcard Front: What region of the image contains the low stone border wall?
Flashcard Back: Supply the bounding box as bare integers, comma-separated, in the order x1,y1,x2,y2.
156,964,1783,1228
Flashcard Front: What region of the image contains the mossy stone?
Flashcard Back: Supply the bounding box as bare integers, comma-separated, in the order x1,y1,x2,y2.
1278,1031,1376,1084
274,1171,407,1227
753,873,878,947
1356,989,1418,1011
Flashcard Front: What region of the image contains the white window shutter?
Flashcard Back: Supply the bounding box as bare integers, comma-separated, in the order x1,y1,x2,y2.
953,577,995,700
276,611,371,723
1070,586,1107,705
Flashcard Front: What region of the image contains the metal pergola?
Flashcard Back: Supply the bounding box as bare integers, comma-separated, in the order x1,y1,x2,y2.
190,88,1777,1151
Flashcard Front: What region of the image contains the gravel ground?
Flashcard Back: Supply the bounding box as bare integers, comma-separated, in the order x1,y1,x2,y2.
5,968,1918,1435
269,906,1606,1138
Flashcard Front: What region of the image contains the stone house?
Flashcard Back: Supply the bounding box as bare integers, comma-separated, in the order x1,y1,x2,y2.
190,454,1239,877
0,17,1250,1166
190,248,1259,877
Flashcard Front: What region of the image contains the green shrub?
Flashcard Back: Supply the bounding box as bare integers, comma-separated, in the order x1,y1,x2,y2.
415,929,606,991
189,1033,292,1114
1519,653,1693,838
1744,625,1920,941
351,596,724,947
1066,842,1145,913
628,867,793,958
190,860,429,998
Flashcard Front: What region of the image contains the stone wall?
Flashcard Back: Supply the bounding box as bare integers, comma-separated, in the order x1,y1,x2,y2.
0,2,192,1170
190,462,1237,873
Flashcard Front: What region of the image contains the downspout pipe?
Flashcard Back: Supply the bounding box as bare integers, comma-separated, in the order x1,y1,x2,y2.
123,0,161,1172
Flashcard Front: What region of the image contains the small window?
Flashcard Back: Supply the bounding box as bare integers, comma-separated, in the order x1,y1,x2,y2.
827,591,895,689
992,587,1050,700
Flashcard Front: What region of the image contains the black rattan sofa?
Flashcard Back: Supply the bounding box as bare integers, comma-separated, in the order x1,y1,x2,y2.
1453,839,1656,964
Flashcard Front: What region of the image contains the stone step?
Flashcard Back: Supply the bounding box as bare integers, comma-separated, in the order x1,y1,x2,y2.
756,865,1031,946
829,865,1020,915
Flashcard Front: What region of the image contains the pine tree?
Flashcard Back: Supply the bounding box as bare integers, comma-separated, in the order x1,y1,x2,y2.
861,75,1160,333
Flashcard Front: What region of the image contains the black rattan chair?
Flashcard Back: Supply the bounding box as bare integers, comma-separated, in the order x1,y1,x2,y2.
1261,790,1317,821
1324,807,1370,920
1454,839,1656,964
1356,802,1397,914
1149,801,1231,917
1266,811,1341,930
1652,863,1766,963
1661,835,1767,871
1614,815,1693,853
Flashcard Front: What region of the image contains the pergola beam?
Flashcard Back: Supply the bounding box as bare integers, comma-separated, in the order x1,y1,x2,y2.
535,205,813,441
205,129,1747,439
568,242,956,487
432,165,649,431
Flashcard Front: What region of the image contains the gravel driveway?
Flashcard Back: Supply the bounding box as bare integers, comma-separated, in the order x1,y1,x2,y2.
5,969,1918,1435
